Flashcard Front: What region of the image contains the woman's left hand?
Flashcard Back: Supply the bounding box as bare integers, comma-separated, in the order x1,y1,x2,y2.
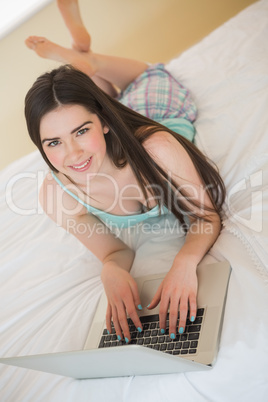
148,259,198,338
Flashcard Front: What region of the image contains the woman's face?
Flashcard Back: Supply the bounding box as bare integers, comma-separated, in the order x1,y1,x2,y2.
40,104,110,181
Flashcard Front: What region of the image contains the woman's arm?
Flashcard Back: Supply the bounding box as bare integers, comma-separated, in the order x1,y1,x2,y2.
144,131,222,337
149,213,221,337
39,173,143,342
65,213,143,341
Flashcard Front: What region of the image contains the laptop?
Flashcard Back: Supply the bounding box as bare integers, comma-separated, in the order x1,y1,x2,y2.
0,261,230,379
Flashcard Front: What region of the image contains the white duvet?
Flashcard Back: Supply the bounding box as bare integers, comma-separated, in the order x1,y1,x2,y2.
1,1,268,401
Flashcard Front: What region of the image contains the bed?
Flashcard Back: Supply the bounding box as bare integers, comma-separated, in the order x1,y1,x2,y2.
1,1,267,400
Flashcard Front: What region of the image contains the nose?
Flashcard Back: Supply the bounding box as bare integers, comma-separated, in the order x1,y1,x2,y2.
65,140,83,164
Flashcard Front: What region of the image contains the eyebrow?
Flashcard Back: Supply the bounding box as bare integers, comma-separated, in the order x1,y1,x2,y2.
41,121,92,144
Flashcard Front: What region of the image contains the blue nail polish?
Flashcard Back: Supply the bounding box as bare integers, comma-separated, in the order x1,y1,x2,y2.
191,316,195,322
137,327,142,333
117,335,121,341
107,329,110,335
147,304,150,308
179,327,184,334
138,304,142,310
170,333,175,340
125,337,129,344
160,328,165,334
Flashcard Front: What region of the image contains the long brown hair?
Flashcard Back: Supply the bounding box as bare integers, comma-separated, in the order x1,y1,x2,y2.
25,65,225,227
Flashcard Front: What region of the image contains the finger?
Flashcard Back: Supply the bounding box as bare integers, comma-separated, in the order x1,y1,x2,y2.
105,304,112,334
189,292,197,323
124,297,143,334
168,297,180,339
129,280,143,315
116,303,131,343
111,304,123,341
147,283,163,310
158,294,170,335
178,296,188,334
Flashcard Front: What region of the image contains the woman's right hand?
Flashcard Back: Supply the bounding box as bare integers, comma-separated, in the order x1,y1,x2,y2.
101,263,143,343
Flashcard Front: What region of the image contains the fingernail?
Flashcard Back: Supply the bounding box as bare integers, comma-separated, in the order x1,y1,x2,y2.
179,327,184,334
147,304,150,308
160,328,165,334
137,304,143,310
107,330,110,335
137,327,142,333
117,335,121,341
190,316,195,322
170,333,175,340
125,337,129,344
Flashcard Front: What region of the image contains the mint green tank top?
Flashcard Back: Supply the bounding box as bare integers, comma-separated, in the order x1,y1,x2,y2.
51,171,169,228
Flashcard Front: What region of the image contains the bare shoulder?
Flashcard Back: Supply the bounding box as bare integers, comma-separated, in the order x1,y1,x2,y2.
39,172,88,223
143,131,194,182
144,130,189,159
143,131,217,213
143,130,172,150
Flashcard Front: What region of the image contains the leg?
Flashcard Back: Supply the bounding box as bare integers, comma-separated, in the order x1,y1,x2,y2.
26,0,148,92
57,0,91,52
25,36,148,92
92,75,118,98
24,36,117,96
25,36,95,75
56,0,148,89
92,53,148,92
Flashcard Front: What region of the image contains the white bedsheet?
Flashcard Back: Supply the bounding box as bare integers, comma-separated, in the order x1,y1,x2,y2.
1,1,268,401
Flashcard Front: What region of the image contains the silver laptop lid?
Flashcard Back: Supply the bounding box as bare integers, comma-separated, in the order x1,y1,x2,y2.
0,261,230,378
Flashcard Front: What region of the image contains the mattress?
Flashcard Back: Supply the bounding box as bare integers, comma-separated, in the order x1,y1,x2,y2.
1,1,268,400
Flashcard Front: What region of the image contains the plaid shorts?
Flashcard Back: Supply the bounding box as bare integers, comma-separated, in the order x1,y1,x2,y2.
117,63,197,124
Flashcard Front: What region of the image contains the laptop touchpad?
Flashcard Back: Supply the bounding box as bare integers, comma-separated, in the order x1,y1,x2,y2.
140,279,162,308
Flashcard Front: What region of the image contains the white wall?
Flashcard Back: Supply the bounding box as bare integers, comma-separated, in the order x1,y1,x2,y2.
0,0,257,170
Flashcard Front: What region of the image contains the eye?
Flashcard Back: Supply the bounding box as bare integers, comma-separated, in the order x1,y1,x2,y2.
77,128,88,136
48,140,60,147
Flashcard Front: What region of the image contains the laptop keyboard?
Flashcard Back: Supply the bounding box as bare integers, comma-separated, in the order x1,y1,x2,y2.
98,308,205,356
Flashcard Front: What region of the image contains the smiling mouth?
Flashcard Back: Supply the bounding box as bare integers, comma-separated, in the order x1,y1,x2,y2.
69,157,92,171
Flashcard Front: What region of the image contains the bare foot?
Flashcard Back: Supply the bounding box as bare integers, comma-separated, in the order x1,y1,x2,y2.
25,36,97,76
57,0,91,52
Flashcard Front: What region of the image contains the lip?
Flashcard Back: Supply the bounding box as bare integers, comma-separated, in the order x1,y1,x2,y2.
68,157,92,172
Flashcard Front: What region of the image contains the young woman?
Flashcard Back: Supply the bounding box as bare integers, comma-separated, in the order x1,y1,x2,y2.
24,0,225,344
